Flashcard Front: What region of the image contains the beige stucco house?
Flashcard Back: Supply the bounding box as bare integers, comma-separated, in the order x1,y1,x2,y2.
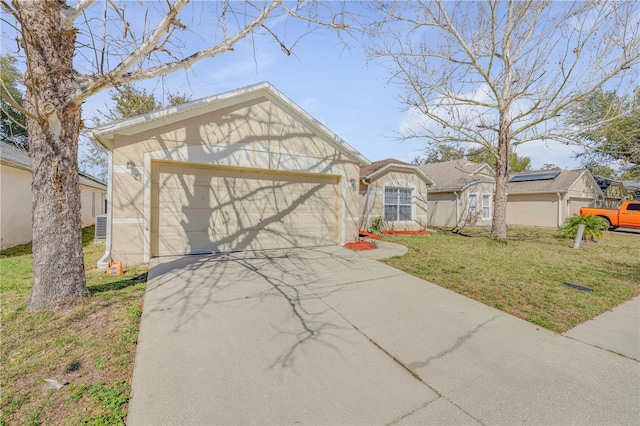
0,141,107,249
86,83,369,266
359,159,433,231
419,160,496,228
506,169,602,228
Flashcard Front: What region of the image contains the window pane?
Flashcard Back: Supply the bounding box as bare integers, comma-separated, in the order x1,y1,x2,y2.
399,205,412,221
468,194,478,217
482,194,491,219
399,189,412,204
384,188,397,203
384,205,397,221
626,203,640,211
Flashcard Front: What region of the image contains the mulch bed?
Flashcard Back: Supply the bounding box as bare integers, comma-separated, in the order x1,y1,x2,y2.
344,240,377,251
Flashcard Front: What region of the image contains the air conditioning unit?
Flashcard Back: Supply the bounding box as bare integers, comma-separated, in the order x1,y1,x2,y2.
95,214,108,240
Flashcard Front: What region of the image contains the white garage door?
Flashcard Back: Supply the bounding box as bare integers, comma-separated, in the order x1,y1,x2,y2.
151,163,341,256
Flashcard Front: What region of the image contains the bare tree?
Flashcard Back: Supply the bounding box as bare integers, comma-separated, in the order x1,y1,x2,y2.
362,0,640,240
0,0,346,310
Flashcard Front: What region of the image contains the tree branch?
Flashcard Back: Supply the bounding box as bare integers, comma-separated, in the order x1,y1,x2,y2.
73,0,284,103
60,0,97,30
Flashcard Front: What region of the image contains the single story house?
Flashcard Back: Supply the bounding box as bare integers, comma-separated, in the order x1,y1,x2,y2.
359,159,432,231
86,82,369,266
419,160,496,228
593,176,633,208
506,169,602,228
0,141,107,249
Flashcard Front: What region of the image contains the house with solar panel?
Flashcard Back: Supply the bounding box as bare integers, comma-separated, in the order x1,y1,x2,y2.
505,169,602,228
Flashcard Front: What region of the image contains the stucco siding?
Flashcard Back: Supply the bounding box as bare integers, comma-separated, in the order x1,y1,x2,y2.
1,164,32,248
110,97,361,264
506,194,558,228
361,170,429,231
427,193,458,227
79,184,106,227
426,182,494,228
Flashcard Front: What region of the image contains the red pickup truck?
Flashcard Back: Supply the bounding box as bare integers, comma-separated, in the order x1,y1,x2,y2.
580,201,640,230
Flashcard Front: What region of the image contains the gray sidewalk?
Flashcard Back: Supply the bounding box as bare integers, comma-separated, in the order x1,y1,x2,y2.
563,295,640,361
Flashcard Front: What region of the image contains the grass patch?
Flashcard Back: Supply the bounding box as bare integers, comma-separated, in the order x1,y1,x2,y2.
383,227,639,333
1,227,147,425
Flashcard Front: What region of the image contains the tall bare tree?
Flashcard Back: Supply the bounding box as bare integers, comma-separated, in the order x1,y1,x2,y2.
363,0,640,240
0,0,346,310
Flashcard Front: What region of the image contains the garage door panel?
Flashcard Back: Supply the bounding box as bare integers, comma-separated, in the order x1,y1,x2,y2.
153,163,340,256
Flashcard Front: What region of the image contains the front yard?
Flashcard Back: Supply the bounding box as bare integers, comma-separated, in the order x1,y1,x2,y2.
1,228,147,425
383,227,640,333
1,225,638,424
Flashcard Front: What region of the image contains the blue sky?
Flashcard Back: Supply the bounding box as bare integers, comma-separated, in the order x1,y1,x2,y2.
79,4,584,170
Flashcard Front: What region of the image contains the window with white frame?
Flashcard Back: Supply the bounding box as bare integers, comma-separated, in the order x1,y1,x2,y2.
482,193,492,220
384,188,413,221
468,193,478,217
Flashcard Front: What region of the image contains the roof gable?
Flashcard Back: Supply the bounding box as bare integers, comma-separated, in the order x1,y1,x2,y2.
360,158,433,185
85,82,369,166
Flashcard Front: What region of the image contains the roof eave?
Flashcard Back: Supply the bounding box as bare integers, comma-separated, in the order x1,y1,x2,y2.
365,163,434,185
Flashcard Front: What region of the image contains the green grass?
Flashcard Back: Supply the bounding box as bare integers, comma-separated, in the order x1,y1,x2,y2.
1,227,147,425
383,227,640,333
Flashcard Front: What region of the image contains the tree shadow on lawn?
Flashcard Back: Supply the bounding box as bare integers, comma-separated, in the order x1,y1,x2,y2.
89,272,148,294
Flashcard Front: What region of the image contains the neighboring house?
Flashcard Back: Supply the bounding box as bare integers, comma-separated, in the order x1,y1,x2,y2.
620,180,640,200
419,160,496,228
0,141,107,249
594,176,633,208
86,82,369,266
359,159,433,231
506,169,602,228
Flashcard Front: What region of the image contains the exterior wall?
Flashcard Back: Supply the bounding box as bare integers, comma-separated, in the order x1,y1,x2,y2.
602,183,630,209
361,169,429,231
567,175,600,218
110,97,361,264
427,193,458,227
1,164,32,248
506,193,558,228
79,183,107,227
426,182,495,228
1,163,106,248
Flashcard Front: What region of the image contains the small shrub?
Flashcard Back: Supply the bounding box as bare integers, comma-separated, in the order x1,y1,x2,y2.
558,214,608,241
370,216,385,235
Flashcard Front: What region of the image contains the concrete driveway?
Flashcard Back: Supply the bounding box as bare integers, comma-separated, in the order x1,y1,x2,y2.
128,244,639,425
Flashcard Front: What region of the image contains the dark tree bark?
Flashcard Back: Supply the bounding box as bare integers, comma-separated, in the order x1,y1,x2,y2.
16,1,88,309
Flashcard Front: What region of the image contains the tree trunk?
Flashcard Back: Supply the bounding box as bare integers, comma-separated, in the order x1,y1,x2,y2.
490,120,510,241
16,1,89,310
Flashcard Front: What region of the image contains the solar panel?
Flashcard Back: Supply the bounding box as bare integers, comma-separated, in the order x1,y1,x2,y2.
509,171,560,182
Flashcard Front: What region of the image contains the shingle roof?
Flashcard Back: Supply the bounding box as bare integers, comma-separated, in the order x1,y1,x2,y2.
1,141,106,190
506,169,586,194
419,159,493,191
359,158,410,178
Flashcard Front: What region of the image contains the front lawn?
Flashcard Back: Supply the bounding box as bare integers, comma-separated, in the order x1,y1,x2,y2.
1,227,147,425
383,227,639,333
